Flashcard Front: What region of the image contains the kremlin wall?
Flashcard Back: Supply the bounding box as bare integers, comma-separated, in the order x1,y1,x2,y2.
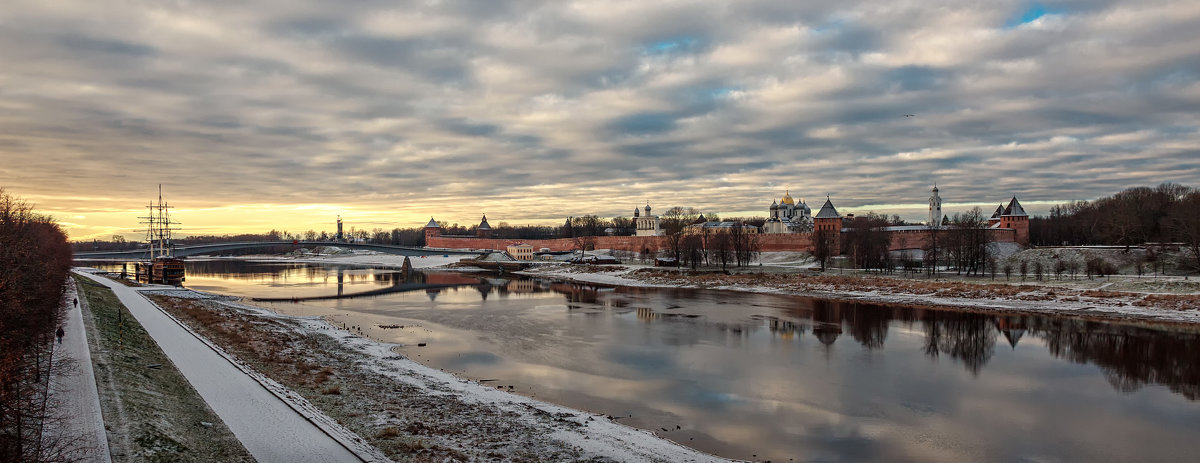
423,190,1029,256
424,225,1022,254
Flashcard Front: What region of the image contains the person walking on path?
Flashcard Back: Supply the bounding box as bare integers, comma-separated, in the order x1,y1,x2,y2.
74,297,78,307
57,326,65,344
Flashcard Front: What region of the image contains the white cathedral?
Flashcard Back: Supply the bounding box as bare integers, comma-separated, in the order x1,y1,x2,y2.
764,190,814,234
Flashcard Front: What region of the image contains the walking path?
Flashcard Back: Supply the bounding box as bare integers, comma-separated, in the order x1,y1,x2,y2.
46,279,111,462
74,270,363,463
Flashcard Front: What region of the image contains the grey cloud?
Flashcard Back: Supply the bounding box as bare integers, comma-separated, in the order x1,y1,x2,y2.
608,113,679,137
0,0,1198,228
58,35,157,57
440,118,500,137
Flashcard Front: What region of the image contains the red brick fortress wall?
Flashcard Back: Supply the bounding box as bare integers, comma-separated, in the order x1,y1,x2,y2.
426,235,670,253
426,227,1022,254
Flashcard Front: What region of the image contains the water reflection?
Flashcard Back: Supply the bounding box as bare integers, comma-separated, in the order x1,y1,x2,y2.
76,259,1200,461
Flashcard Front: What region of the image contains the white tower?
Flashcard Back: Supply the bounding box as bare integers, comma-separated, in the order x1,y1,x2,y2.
928,185,943,227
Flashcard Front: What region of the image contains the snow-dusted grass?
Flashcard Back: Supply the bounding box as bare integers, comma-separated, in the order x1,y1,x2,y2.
73,276,253,462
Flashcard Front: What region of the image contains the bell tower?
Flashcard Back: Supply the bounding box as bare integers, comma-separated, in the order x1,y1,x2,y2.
928,185,943,227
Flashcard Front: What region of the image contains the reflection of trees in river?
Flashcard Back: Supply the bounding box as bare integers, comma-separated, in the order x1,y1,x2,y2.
1027,318,1200,400
920,310,996,375
830,302,1199,398
846,304,890,350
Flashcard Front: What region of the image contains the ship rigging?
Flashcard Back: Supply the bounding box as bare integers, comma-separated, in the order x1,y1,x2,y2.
136,185,185,284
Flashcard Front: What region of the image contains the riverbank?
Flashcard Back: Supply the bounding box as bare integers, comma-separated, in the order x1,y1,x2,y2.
517,265,1200,325
146,290,731,462
187,250,1200,324
73,276,253,462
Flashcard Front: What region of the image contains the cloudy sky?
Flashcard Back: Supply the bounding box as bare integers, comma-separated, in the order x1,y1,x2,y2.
2,0,1198,239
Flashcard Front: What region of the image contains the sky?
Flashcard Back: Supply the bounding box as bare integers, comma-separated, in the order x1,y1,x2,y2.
2,0,1198,240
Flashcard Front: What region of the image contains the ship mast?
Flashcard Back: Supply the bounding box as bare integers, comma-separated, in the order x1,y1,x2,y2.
138,184,179,259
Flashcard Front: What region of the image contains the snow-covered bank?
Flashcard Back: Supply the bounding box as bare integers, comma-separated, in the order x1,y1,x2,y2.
151,287,733,462
518,265,1200,325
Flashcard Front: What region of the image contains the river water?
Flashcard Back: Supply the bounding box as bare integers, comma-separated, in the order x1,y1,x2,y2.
84,259,1200,462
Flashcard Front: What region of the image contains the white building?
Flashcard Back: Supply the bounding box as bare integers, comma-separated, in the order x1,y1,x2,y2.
928,185,944,227
763,190,813,233
634,204,664,236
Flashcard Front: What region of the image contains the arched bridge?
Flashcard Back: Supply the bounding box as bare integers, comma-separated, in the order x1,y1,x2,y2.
73,241,487,260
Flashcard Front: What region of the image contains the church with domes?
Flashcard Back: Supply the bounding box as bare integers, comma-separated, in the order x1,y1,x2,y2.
763,190,813,234
634,203,664,236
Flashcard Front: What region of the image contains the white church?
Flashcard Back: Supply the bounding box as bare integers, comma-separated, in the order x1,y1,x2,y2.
763,190,814,234
633,203,664,236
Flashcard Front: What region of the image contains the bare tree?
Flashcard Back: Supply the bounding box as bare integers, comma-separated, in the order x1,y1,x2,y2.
841,213,891,272
661,207,701,235
812,229,837,271
708,232,733,271
681,233,705,269
0,189,75,462
571,236,596,256
1168,191,1200,271
945,208,990,276
923,225,942,276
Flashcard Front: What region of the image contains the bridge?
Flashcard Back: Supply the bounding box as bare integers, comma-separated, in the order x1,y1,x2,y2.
73,241,487,260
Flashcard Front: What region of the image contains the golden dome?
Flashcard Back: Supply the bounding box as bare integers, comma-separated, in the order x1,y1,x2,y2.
780,190,795,205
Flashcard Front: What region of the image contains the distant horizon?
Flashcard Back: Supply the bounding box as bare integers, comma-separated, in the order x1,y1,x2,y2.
43,186,1104,242
4,1,1197,241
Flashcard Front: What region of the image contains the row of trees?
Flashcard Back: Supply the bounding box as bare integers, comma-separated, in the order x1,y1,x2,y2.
814,207,995,275
1,189,75,462
1030,183,1200,271
661,225,761,270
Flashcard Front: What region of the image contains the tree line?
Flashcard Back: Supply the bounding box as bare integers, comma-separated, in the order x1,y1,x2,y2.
659,224,761,270
812,208,995,276
1030,183,1200,270
1,189,75,461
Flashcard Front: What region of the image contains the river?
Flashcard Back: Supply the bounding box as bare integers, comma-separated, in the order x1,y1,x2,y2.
82,259,1200,462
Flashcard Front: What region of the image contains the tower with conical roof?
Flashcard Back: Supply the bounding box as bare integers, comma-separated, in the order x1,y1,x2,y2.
998,196,1029,245
988,204,1004,228
424,217,441,242
813,196,843,255
476,214,492,238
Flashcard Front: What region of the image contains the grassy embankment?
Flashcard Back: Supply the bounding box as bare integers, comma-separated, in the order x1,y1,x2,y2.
74,276,253,463
150,295,589,462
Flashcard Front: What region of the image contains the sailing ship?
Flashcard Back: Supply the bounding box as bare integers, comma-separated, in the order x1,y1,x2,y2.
136,186,185,284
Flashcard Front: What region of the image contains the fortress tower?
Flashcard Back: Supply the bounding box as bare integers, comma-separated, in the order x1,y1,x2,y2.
476,215,492,238
424,217,441,242
998,197,1029,245
813,196,844,253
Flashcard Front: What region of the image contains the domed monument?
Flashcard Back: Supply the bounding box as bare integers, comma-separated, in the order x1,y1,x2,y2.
763,190,813,234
